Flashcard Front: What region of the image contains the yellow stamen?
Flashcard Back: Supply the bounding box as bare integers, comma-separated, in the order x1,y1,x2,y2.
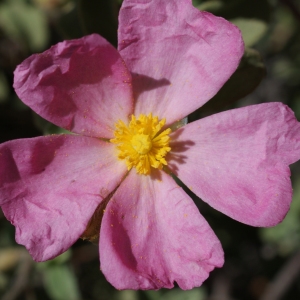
110,113,171,175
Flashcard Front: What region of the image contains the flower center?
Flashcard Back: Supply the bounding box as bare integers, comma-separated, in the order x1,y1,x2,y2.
110,113,171,175
131,134,152,154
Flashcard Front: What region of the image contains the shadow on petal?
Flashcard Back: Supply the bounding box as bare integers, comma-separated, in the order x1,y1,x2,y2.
109,197,138,270
0,147,21,185
167,128,195,176
132,72,170,100
30,137,64,175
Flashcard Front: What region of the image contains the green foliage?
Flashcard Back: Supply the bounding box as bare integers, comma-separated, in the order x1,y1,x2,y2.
145,288,206,300
195,0,271,21
37,251,81,300
33,112,71,135
231,18,268,47
260,177,300,256
0,0,49,51
116,290,138,300
42,265,81,300
194,0,223,13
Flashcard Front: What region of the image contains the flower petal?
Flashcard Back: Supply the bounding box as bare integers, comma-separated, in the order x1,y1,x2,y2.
118,0,244,126
100,170,223,290
14,34,133,138
168,103,300,227
0,135,127,261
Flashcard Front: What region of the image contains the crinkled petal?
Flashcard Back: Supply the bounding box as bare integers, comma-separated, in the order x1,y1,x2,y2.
14,34,133,138
100,170,223,290
0,135,126,261
168,103,300,227
118,0,244,126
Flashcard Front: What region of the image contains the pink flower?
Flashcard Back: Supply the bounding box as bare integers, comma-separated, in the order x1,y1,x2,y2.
1,0,300,290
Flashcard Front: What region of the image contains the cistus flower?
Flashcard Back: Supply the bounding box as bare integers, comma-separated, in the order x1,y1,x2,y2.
1,0,300,290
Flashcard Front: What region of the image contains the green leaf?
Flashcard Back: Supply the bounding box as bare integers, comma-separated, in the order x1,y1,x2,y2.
116,290,139,300
191,48,266,119
196,0,224,14
197,0,271,22
42,265,81,300
145,288,206,300
0,0,49,51
260,177,300,256
162,288,206,300
78,0,118,47
37,251,72,270
145,290,161,300
33,112,71,135
231,18,268,47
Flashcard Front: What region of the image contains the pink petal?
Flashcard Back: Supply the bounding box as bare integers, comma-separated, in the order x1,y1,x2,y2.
100,170,223,290
0,135,127,261
168,103,300,227
14,34,133,138
118,0,244,126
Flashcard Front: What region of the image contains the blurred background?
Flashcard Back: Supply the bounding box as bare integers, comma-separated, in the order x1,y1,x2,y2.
1,0,300,299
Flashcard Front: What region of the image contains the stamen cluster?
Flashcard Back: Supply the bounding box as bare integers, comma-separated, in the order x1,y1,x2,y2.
110,114,171,175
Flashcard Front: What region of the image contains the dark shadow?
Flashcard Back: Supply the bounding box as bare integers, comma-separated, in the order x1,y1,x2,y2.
132,72,171,100
167,128,195,176
30,135,65,175
150,168,163,181
110,205,138,270
0,146,21,185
